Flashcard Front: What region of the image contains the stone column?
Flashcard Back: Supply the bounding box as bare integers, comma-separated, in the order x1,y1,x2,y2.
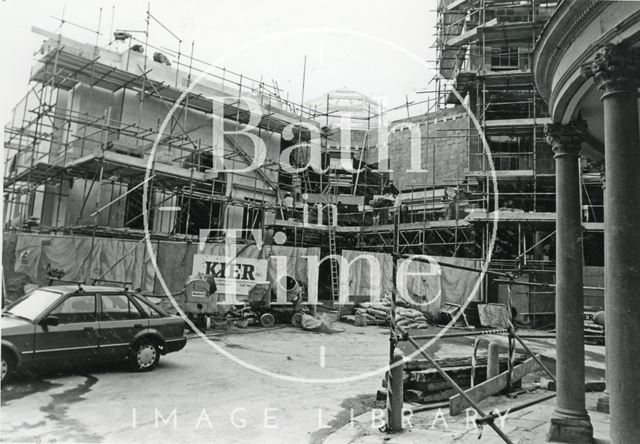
584,43,640,444
596,172,609,414
545,122,593,442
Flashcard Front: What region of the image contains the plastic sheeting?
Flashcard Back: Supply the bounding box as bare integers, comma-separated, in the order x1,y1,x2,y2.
341,250,481,314
11,233,478,312
14,233,156,291
11,233,320,303
339,251,391,302
153,241,197,294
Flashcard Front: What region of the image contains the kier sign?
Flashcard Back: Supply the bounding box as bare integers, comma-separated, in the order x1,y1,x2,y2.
192,254,268,296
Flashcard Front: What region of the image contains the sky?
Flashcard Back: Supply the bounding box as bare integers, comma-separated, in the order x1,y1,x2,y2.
0,0,439,125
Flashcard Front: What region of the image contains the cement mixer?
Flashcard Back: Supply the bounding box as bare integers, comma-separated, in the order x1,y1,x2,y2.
179,273,219,329
228,274,308,328
178,268,311,329
275,274,305,328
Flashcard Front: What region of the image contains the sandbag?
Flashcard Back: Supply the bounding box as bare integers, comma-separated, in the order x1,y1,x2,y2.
368,308,389,318
407,322,429,329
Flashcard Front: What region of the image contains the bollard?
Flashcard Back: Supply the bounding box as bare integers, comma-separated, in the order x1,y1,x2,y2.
487,341,500,380
386,350,404,432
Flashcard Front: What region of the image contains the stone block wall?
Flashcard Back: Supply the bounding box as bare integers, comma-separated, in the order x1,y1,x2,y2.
386,106,471,190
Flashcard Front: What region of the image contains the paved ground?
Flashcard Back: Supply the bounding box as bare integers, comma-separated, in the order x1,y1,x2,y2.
0,324,607,444
1,324,390,444
325,391,611,444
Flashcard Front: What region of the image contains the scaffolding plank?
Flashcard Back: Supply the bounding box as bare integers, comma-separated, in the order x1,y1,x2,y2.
484,117,552,128
446,18,499,47
467,170,535,178
583,222,604,232
4,162,66,187
445,0,471,12
31,46,318,138
360,219,470,233
60,151,212,188
466,210,556,223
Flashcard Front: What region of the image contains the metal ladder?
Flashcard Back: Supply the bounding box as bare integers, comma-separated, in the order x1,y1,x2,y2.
327,208,340,304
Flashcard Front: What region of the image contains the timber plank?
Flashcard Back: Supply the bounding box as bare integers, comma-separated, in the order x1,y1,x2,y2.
448,355,541,416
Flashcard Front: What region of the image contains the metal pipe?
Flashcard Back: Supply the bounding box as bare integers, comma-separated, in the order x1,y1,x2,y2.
387,350,404,432
406,401,449,414
90,174,155,217
509,327,556,383
409,328,508,341
394,253,512,278
476,393,557,426
493,278,603,291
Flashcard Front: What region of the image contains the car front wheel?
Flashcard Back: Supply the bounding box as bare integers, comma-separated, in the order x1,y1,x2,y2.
129,340,160,372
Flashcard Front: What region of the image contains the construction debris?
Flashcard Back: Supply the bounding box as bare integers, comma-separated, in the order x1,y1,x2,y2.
548,316,605,345
378,353,526,405
537,378,606,392
300,314,344,334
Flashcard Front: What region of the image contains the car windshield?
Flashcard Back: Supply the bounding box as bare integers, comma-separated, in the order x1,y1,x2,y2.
3,290,63,322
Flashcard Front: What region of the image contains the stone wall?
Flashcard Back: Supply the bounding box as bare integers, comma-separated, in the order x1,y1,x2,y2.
385,106,470,190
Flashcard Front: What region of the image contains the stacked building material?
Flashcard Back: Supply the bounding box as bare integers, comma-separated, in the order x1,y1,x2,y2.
395,307,430,329
549,315,605,345
583,320,604,344
353,299,429,328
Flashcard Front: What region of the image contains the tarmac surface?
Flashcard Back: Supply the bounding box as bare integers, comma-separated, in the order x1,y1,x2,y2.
0,324,607,443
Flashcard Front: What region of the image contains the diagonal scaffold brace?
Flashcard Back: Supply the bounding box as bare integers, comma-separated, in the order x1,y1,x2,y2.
503,273,556,385
398,326,515,444
385,253,561,443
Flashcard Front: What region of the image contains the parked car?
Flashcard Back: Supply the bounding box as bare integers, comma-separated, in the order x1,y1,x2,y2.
1,285,187,383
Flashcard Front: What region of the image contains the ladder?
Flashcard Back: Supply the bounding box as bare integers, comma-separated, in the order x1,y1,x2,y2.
328,208,340,305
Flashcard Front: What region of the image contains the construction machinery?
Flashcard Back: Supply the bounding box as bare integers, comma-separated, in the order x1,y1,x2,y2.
180,272,309,329
227,274,308,328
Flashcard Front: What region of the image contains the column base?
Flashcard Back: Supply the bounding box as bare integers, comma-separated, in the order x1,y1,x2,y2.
595,394,609,414
548,413,593,443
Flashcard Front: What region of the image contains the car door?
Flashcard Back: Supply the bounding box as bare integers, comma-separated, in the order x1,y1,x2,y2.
134,295,185,342
34,292,100,365
98,293,148,359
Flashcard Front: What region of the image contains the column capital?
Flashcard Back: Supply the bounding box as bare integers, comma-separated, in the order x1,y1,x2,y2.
544,121,585,158
582,43,640,98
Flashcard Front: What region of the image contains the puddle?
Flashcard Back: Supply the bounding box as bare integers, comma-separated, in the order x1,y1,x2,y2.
1,379,61,405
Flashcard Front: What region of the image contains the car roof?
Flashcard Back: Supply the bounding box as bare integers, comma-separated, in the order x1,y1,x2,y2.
39,285,135,294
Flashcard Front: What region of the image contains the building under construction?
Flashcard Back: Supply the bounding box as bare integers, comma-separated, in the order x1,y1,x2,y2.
1,11,392,304
5,2,640,443
414,0,604,323
2,3,604,322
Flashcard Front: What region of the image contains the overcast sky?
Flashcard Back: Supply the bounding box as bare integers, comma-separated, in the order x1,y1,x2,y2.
0,0,438,125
